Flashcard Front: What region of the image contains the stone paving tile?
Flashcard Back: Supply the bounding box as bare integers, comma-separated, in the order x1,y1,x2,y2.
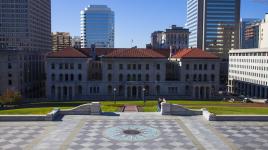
0,125,49,150
1,113,268,150
213,124,268,150
67,118,197,150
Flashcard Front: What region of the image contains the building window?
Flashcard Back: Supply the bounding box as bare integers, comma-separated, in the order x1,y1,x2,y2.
78,74,82,81
204,74,207,81
138,74,141,81
132,74,136,81
199,64,202,70
211,74,215,81
65,74,69,81
194,64,197,70
198,74,202,81
8,80,12,86
70,74,74,81
133,64,136,70
8,73,12,78
204,64,207,70
119,64,123,70
59,74,63,81
78,64,82,70
211,64,215,70
108,74,112,81
59,64,63,69
51,64,55,69
8,63,12,69
127,64,131,70
65,63,69,69
70,63,74,69
119,74,123,81
193,74,197,81
146,74,149,81
51,74,55,81
78,86,82,95
127,74,131,81
156,85,160,94
108,64,112,70
186,74,189,81
156,74,160,81
157,64,160,70
146,64,150,70
186,64,190,70
138,64,142,70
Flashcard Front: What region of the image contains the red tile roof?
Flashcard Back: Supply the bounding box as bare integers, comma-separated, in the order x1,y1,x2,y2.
47,47,87,58
172,48,219,59
103,48,166,58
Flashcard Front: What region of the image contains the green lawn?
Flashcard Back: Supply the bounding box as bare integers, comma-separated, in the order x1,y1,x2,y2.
168,100,268,115
100,101,158,112
0,100,268,115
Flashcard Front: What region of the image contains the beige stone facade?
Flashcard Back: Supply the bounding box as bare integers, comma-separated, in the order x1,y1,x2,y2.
46,48,220,100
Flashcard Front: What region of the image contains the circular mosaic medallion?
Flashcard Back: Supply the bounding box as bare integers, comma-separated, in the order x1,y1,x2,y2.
103,125,160,142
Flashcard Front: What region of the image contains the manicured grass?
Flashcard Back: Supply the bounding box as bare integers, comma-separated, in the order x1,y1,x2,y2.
100,101,158,112
1,100,268,115
0,107,72,115
168,100,268,115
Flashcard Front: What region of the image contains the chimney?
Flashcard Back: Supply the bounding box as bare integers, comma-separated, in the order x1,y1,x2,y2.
91,44,96,60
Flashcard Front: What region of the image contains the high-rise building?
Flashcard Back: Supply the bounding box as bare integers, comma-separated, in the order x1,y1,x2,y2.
151,25,189,49
0,0,51,98
186,0,240,54
52,32,72,51
151,31,166,49
0,0,51,51
259,13,268,48
240,18,261,49
81,5,114,48
72,36,82,49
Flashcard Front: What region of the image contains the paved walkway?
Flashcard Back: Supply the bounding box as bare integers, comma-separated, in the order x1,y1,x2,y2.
0,113,268,150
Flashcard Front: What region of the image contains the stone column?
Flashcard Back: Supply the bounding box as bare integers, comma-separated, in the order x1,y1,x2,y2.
124,86,127,99
192,86,195,99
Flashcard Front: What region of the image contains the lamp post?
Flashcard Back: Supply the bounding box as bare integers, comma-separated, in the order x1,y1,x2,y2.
142,87,146,106
113,88,117,104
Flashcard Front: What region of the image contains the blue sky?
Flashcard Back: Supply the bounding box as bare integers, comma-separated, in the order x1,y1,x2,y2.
52,0,268,48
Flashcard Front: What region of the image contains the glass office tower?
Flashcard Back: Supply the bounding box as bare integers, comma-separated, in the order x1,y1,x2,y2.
186,0,240,54
81,5,114,48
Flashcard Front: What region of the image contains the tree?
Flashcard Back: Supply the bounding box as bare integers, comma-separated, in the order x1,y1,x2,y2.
0,89,22,107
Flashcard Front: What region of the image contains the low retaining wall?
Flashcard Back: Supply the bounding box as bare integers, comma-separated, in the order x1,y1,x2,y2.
202,109,268,121
0,102,101,122
161,102,202,116
59,102,101,115
0,109,60,121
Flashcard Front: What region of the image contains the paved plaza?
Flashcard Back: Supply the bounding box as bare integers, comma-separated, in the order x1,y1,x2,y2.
0,113,268,150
